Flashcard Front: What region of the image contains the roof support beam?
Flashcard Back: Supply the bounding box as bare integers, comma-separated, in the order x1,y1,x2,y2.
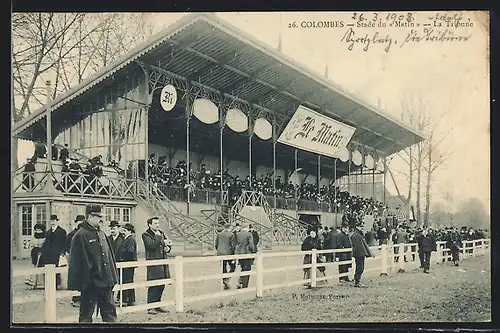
187,49,240,82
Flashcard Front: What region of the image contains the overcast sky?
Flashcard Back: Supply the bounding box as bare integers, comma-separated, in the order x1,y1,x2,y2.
16,11,490,213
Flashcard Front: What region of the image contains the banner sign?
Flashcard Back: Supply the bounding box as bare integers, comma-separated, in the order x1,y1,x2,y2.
277,105,356,158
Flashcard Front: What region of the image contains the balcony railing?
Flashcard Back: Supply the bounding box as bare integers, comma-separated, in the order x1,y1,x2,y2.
13,170,136,200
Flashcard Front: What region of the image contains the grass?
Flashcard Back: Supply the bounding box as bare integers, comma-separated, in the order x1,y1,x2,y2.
116,255,490,323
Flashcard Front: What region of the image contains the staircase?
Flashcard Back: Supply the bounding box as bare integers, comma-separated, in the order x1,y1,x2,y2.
134,179,215,251
201,207,273,249
273,212,308,245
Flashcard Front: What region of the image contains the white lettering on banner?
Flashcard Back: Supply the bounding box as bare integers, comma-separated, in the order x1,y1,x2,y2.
277,105,356,158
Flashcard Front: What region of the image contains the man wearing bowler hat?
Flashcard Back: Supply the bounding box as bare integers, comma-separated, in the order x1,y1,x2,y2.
42,214,67,289
68,204,118,323
107,220,124,303
117,223,137,306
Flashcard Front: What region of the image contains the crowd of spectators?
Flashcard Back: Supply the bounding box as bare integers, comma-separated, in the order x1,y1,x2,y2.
147,155,391,216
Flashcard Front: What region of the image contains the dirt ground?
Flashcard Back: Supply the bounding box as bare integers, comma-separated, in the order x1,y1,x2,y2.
11,251,490,323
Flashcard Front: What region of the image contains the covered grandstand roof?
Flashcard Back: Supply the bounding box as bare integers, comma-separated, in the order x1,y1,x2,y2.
13,13,425,156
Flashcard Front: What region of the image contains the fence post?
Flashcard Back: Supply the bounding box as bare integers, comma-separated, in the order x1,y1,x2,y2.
435,242,442,265
380,245,388,276
256,252,264,298
472,241,477,258
175,256,184,312
44,264,57,323
311,249,317,288
397,244,405,273
461,241,466,260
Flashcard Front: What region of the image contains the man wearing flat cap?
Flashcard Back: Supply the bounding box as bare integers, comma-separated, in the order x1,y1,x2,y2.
68,204,119,323
349,222,374,288
42,214,67,289
117,223,137,306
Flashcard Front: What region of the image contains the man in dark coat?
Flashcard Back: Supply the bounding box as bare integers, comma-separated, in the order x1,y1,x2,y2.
66,214,85,306
68,204,118,323
350,224,374,287
416,226,437,274
215,223,236,289
365,228,377,247
51,144,59,161
33,140,47,161
249,224,260,250
59,144,70,162
446,227,462,267
22,158,36,191
337,222,352,283
141,217,171,315
234,223,256,289
107,220,124,303
42,214,67,289
117,223,137,306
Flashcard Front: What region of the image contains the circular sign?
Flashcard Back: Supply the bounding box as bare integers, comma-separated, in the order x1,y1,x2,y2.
226,108,248,133
365,154,374,169
192,98,219,124
352,150,362,166
377,159,385,172
160,85,177,111
254,118,272,140
338,147,349,162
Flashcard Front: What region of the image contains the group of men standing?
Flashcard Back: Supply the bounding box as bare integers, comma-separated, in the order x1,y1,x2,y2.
303,221,374,288
214,223,259,290
64,205,172,323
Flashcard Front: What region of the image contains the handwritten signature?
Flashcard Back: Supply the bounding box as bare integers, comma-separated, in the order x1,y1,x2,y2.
428,12,464,22
341,28,393,52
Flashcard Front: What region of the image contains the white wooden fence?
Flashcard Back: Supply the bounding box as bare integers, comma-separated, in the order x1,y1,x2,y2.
12,239,490,323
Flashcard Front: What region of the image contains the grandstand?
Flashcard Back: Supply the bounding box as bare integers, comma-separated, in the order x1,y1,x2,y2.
11,13,424,258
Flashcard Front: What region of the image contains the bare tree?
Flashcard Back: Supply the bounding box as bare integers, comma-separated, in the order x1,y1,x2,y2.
12,12,158,169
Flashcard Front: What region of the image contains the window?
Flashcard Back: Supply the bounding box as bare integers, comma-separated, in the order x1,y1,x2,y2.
113,208,121,222
123,208,130,223
105,207,112,222
20,203,47,236
21,205,33,236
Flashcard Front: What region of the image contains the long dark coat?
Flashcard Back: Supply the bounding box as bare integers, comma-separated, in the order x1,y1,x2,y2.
117,235,137,284
336,231,352,262
301,235,322,270
416,234,437,253
67,221,118,291
42,226,67,265
107,233,125,259
350,229,374,258
141,228,171,281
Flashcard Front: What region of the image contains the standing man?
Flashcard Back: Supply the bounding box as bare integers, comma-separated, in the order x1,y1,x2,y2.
416,226,437,274
337,222,352,283
142,217,171,315
118,223,137,306
59,144,70,162
107,221,125,256
215,223,236,290
67,205,118,323
234,223,256,289
67,215,85,306
350,223,374,288
446,227,462,267
249,224,260,251
42,214,67,289
107,220,124,304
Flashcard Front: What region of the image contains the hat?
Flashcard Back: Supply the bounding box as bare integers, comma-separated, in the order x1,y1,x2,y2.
85,204,102,216
74,215,85,223
109,220,120,228
50,214,59,221
123,223,135,233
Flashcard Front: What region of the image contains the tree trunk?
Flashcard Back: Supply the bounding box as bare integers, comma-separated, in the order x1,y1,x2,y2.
424,170,431,227
406,146,413,224
416,144,422,224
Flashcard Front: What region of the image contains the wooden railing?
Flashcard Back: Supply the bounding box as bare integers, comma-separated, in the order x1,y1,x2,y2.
12,238,489,323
